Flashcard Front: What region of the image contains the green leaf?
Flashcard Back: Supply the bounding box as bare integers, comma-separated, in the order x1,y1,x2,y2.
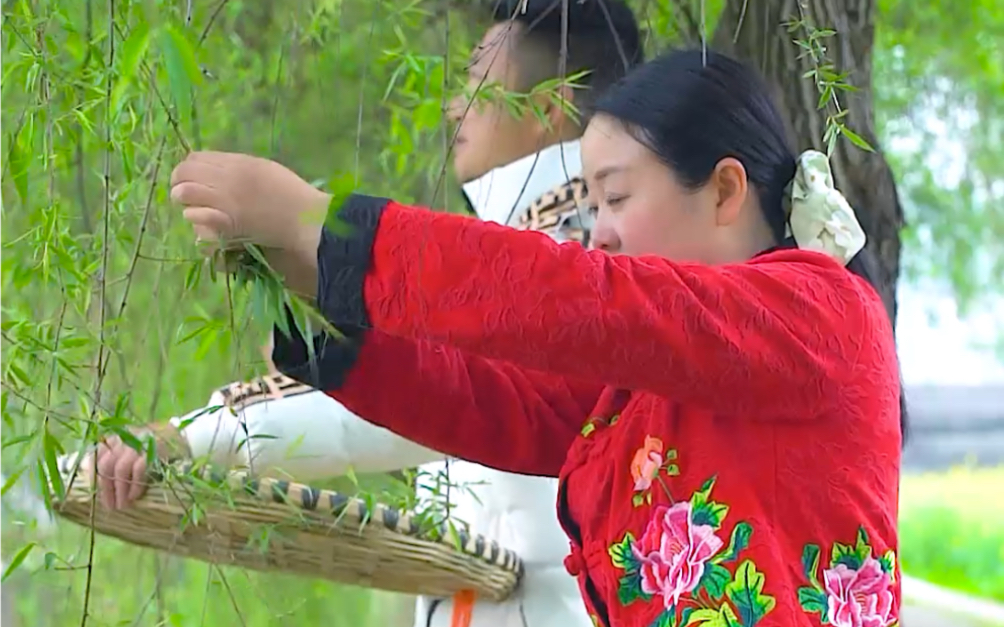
725,560,777,626
683,605,740,627
690,476,727,528
715,521,752,564
697,562,731,600
632,492,646,507
320,172,357,236
113,428,145,453
1,467,26,496
617,569,649,606
695,475,716,498
2,542,37,582
830,542,862,570
691,500,729,528
801,544,821,587
879,549,896,582
680,607,694,626
42,428,65,500
825,129,839,157
412,99,441,131
608,532,637,571
797,586,829,621
840,125,875,152
649,609,676,627
159,25,202,122
8,129,30,205
854,526,873,561
111,23,153,115
684,609,717,626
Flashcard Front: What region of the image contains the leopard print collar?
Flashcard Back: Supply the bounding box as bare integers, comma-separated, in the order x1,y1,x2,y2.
518,177,594,246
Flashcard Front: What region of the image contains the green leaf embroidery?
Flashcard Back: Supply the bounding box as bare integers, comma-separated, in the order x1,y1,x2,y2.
609,413,621,426
801,544,822,588
697,562,731,600
581,421,597,437
694,475,717,500
632,492,646,507
608,532,637,571
725,559,777,626
691,500,730,528
797,586,829,623
690,476,727,528
830,541,862,570
683,604,740,627
680,607,695,625
648,609,677,627
715,521,753,564
617,569,650,606
879,549,897,582
854,526,873,561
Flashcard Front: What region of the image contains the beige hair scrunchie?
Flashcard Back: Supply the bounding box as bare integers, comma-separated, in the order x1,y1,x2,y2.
785,150,867,266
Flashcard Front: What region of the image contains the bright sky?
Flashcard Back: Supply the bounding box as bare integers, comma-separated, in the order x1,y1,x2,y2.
886,94,1004,385
896,282,1004,385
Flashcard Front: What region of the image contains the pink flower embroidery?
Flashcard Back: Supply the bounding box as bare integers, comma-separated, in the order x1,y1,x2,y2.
631,501,724,609
823,557,895,627
630,436,664,491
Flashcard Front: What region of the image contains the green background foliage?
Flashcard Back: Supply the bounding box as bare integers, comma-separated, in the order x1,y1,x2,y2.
2,0,1003,624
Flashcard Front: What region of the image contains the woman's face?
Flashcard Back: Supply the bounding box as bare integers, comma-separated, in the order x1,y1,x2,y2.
581,115,755,264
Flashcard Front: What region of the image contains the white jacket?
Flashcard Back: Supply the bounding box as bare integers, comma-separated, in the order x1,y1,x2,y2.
173,141,592,627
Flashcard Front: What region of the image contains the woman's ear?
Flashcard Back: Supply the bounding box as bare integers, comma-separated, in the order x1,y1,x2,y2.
711,157,749,227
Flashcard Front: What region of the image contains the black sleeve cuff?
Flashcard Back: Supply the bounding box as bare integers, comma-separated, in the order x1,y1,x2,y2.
271,193,389,390
271,318,365,391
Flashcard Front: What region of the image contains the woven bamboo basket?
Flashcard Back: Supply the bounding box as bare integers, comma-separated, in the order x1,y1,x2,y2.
52,463,523,601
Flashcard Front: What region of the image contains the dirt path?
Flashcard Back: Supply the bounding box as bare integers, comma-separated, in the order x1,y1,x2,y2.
903,576,1004,627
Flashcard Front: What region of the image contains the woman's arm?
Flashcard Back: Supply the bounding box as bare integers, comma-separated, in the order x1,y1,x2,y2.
274,327,600,477
284,195,894,422
172,380,446,482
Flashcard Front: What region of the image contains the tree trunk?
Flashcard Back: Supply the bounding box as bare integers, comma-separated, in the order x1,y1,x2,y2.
709,0,904,324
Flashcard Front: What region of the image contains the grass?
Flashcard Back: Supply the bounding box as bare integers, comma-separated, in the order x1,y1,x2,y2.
900,464,1004,602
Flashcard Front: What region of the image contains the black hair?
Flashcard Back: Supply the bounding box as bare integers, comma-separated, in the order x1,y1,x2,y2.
488,0,644,114
592,48,908,440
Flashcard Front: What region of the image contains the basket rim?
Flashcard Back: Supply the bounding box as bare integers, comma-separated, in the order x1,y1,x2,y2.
54,461,525,578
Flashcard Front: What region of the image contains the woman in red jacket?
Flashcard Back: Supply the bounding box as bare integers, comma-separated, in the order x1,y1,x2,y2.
172,50,903,627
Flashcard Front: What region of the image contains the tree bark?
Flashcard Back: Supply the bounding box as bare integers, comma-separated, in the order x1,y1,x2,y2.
708,0,904,324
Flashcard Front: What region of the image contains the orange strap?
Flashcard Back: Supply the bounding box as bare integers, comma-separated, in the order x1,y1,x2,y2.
449,590,476,627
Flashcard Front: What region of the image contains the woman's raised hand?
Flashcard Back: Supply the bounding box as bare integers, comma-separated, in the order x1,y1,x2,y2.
170,151,330,256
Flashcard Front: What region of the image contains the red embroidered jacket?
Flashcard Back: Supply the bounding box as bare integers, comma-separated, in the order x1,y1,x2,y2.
273,196,903,627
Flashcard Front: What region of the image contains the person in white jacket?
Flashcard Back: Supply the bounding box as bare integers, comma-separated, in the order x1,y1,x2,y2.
83,3,642,627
